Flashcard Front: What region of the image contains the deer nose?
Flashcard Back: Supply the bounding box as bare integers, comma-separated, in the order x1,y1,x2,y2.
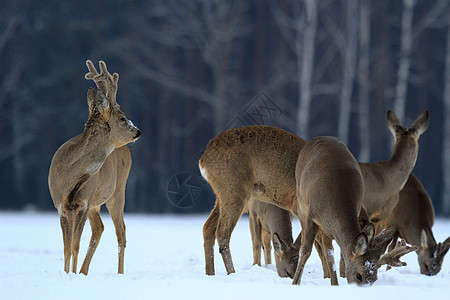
135,130,141,138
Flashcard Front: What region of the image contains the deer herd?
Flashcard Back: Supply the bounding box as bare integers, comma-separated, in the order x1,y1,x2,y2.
48,61,449,286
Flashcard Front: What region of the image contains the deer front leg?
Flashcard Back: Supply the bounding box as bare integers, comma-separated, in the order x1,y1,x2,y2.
203,204,220,275
262,229,272,265
106,200,127,274
80,208,104,275
292,217,319,285
321,233,338,285
249,211,262,266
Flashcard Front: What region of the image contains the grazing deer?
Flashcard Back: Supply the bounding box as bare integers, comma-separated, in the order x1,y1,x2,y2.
360,110,429,223
376,173,450,276
248,200,301,278
48,60,141,275
200,126,306,276
293,136,417,285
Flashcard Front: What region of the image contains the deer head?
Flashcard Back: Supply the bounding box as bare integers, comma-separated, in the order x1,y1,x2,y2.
418,230,450,276
344,226,417,285
387,110,429,145
85,60,140,148
272,232,301,278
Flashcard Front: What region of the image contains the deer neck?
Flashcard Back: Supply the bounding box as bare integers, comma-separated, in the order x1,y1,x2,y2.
384,138,418,191
332,219,362,262
75,118,114,174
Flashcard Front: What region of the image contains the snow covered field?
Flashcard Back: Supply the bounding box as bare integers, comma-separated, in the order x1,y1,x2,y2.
1,211,449,299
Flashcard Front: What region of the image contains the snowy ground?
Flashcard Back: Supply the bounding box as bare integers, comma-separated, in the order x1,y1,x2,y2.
1,211,449,299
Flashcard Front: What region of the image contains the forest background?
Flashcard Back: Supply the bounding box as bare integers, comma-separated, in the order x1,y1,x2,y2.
2,0,450,216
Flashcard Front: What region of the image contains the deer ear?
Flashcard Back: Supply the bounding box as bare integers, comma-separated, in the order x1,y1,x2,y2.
420,229,429,249
386,110,402,136
362,223,375,245
87,88,110,114
410,110,429,136
352,233,369,256
273,233,286,254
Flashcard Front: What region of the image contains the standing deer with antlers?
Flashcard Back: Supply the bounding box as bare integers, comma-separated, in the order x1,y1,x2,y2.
376,173,450,275
48,60,141,275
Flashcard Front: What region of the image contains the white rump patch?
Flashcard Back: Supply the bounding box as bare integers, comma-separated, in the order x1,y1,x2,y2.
200,166,207,181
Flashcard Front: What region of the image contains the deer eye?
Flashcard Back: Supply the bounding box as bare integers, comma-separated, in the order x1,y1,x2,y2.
424,264,429,271
120,117,126,122
355,273,363,282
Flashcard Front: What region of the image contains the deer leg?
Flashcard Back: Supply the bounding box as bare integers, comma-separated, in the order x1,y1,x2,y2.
79,207,104,275
71,207,89,273
339,253,346,278
321,234,338,285
262,229,272,265
249,212,262,266
292,217,319,285
60,214,73,274
314,235,329,278
203,204,220,275
106,201,126,274
216,198,247,275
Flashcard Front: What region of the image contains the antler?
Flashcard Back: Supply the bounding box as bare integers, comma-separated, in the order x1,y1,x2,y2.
85,60,119,105
377,239,418,268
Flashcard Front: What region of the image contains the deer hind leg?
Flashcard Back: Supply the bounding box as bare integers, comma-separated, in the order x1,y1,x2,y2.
71,207,89,273
292,216,319,285
320,233,338,285
216,196,247,275
79,207,104,275
106,200,126,274
249,211,262,266
262,229,272,265
59,214,73,273
203,203,220,275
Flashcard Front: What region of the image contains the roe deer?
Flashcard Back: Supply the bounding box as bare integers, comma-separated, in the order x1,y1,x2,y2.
376,173,450,275
200,126,306,276
248,200,301,278
293,136,416,285
360,110,429,223
48,60,141,275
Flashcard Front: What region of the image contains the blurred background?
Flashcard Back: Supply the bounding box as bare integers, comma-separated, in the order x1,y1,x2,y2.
1,0,450,216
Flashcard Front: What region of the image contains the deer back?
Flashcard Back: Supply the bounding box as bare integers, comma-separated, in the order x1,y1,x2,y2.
199,126,306,212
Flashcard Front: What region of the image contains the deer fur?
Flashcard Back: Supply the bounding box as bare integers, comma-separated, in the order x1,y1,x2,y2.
376,173,450,275
200,126,306,276
360,110,429,223
48,60,141,275
248,200,301,278
293,136,398,286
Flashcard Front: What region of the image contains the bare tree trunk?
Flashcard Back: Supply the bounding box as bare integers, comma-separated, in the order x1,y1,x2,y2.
393,0,415,121
442,12,450,215
296,0,317,139
358,0,371,162
338,0,359,145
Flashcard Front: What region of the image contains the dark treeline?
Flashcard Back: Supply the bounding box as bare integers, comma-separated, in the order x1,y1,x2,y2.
1,0,450,215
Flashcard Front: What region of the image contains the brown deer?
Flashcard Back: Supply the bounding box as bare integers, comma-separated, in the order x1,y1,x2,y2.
200,126,306,276
48,60,141,275
248,200,301,278
200,126,412,283
360,110,429,223
376,173,450,276
293,136,417,285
